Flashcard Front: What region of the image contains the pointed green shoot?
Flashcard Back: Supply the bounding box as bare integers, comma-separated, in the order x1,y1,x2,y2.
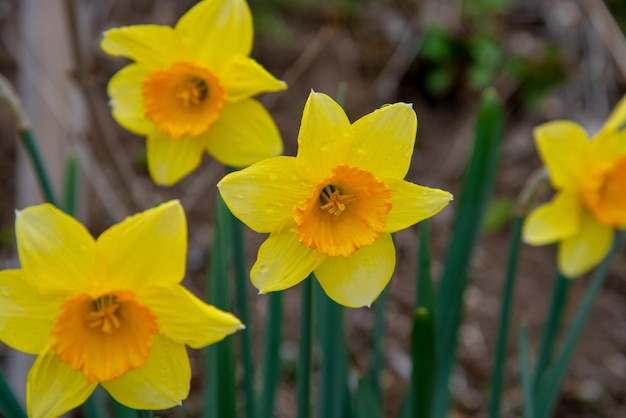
412,308,436,418
226,166,256,418
433,88,505,417
203,193,237,418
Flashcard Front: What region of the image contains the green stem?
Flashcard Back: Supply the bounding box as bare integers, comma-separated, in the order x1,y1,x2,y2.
63,153,78,216
518,326,535,418
370,286,388,404
111,398,135,418
411,308,436,418
259,292,283,418
203,194,237,418
0,369,26,418
488,216,524,418
417,220,435,313
412,220,436,418
226,183,256,418
354,378,382,418
81,387,109,418
316,283,349,418
533,271,571,391
537,231,625,418
296,275,314,418
19,129,58,206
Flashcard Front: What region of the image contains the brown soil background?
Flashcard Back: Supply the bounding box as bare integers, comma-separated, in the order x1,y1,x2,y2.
1,0,625,417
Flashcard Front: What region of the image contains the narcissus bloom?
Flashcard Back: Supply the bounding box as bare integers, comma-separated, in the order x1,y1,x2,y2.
101,0,286,186
523,97,626,277
218,92,452,307
0,201,243,418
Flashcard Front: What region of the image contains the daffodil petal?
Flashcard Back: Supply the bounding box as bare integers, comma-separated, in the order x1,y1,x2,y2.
101,25,181,67
348,103,417,179
108,63,152,135
203,99,283,167
558,211,614,278
221,56,287,103
175,0,252,72
382,178,453,233
146,128,207,186
139,285,242,349
16,204,97,294
102,334,190,410
251,225,326,293
218,156,310,233
523,191,581,245
27,346,97,418
296,91,353,182
314,233,395,308
534,121,588,190
97,201,186,291
0,270,62,354
601,94,626,132
590,129,626,164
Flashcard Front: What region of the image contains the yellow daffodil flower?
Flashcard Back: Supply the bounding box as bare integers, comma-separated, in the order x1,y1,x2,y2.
101,0,286,186
218,91,452,307
0,201,243,418
523,97,626,277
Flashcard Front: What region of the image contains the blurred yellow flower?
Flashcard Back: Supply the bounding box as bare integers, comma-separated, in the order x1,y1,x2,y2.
101,0,286,186
523,96,626,277
219,92,452,307
0,201,243,418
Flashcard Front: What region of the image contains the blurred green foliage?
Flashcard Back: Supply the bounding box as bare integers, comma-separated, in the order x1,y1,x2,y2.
251,0,361,45
417,4,566,107
463,0,511,18
250,0,566,107
505,44,567,107
482,197,515,234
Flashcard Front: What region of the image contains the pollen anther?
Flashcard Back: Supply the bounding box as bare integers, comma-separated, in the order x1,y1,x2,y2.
294,164,392,257
86,295,121,334
176,77,209,107
319,185,356,216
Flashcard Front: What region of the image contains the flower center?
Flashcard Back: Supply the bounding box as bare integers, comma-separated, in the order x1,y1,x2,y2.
142,61,227,139
319,184,356,216
583,155,626,227
176,77,208,107
85,295,121,334
51,291,159,383
294,165,392,257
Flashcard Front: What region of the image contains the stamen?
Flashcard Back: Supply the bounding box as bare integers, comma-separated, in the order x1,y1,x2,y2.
85,295,121,335
319,184,356,216
176,78,209,107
